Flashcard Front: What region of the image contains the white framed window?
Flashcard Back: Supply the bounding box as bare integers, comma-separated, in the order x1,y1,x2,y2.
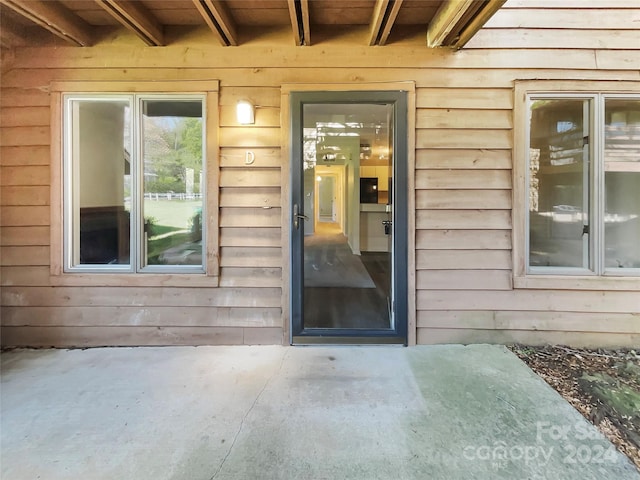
514,81,640,287
63,94,206,274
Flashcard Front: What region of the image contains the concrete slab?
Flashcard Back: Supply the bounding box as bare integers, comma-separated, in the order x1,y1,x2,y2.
1,345,638,480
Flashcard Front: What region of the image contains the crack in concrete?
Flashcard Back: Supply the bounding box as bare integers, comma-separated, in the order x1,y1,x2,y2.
210,349,289,479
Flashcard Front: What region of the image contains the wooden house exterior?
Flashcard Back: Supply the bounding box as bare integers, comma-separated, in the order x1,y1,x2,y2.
1,0,638,348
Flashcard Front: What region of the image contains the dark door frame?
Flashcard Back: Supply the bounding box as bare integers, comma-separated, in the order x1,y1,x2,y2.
289,90,408,344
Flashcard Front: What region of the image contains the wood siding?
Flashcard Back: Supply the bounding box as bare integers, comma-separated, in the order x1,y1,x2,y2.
1,1,639,348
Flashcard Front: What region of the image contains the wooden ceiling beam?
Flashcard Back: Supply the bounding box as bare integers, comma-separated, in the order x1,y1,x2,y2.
368,0,390,46
192,0,238,46
287,0,310,46
426,0,475,48
453,0,507,49
0,0,94,46
300,0,310,46
369,0,404,46
95,0,164,46
287,0,302,46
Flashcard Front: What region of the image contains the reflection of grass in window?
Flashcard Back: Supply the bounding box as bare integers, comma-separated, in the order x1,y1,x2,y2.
147,231,193,265
143,200,202,265
149,224,183,237
144,200,201,229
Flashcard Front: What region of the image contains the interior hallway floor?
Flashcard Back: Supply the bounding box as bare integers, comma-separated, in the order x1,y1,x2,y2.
1,345,638,480
304,221,391,329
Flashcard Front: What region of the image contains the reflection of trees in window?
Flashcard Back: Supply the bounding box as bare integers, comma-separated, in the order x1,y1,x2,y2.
529,148,539,212
144,117,203,194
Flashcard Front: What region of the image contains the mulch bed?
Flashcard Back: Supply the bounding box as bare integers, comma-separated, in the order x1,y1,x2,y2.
509,345,640,471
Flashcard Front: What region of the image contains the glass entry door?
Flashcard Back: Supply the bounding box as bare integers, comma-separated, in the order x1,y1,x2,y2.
290,91,407,343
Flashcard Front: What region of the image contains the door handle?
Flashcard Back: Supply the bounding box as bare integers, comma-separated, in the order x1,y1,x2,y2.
293,204,309,230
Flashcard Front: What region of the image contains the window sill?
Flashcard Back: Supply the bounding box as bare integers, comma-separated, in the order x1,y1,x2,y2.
514,275,640,291
49,273,219,288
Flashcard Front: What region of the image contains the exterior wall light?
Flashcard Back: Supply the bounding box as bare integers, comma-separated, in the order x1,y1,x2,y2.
236,100,255,125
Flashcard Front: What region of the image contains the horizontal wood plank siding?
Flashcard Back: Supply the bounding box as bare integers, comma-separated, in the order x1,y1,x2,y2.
412,1,640,347
416,329,640,349
1,206,50,226
2,186,50,205
417,311,640,334
0,106,50,127
417,109,512,130
470,5,640,52
484,7,640,30
1,286,282,307
416,190,512,210
0,326,283,347
417,290,640,314
468,29,640,50
415,170,511,189
1,67,638,90
1,146,51,165
1,226,50,245
1,246,50,266
1,3,639,347
2,305,282,327
1,166,50,185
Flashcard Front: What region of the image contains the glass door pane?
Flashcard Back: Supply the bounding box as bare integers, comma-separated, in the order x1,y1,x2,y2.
301,103,393,329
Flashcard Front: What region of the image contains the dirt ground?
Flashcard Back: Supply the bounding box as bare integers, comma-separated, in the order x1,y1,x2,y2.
509,345,640,471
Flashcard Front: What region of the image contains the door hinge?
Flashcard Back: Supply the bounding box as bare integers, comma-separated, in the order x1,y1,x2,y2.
583,135,589,146
582,224,590,235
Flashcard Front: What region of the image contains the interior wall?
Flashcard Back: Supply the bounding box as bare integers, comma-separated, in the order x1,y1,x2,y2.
1,1,639,347
342,137,361,255
315,166,342,228
77,102,125,208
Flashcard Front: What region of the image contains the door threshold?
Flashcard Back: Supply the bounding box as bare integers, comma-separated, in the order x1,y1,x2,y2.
292,336,405,345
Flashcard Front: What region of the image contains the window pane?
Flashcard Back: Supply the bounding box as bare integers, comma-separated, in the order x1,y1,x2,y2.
604,99,640,269
528,99,590,268
70,100,131,266
141,100,204,267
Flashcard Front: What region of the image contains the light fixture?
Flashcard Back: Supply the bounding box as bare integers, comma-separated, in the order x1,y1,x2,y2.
236,100,255,125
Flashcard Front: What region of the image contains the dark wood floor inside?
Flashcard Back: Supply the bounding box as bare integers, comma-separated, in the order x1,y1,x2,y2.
303,252,391,329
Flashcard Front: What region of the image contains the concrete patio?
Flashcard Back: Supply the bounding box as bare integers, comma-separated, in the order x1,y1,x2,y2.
1,344,638,480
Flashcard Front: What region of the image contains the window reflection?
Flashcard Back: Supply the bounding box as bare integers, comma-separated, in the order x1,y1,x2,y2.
67,97,205,271
528,99,590,268
141,100,204,266
604,99,640,269
73,100,131,265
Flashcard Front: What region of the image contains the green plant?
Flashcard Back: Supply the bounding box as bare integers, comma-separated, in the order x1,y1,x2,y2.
144,216,159,238
189,208,202,242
